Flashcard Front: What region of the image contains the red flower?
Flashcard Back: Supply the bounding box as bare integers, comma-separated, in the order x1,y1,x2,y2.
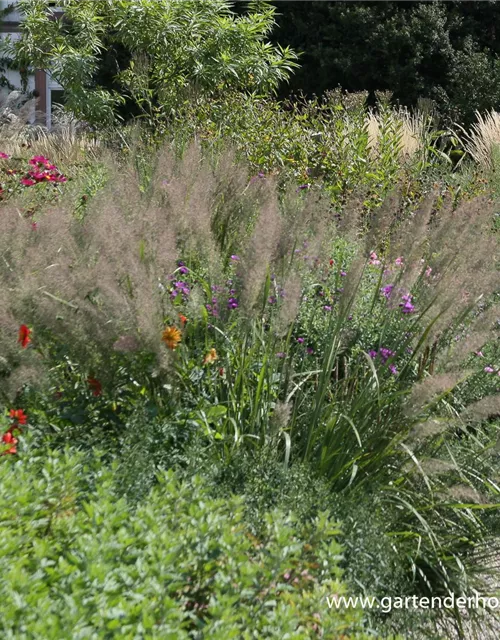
329,259,334,266
9,409,27,425
2,446,17,455
18,324,31,348
179,314,188,327
2,431,18,445
87,377,102,396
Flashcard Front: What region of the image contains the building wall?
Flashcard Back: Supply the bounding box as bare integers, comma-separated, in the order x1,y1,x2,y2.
1,0,62,127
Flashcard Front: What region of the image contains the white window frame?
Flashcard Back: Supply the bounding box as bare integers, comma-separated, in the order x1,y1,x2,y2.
46,73,63,129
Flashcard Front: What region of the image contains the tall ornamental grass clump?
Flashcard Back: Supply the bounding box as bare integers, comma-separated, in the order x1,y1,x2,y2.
0,143,499,634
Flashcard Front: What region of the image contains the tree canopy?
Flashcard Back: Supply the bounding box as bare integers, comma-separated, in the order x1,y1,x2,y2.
269,0,500,124
13,0,298,126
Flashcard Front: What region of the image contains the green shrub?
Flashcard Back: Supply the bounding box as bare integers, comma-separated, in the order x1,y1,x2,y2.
0,447,372,639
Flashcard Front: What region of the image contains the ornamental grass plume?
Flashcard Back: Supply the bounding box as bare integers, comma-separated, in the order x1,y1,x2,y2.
461,395,500,423
460,109,500,168
239,187,283,315
404,372,470,417
275,273,302,336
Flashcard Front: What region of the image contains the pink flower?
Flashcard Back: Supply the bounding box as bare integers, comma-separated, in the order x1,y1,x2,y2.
369,252,381,266
29,155,50,167
484,366,495,373
394,256,404,266
0,152,10,159
425,266,432,277
474,351,484,357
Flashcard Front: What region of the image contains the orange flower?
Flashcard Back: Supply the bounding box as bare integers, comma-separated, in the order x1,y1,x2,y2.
179,314,188,327
203,348,218,365
87,377,102,397
162,326,182,350
18,324,31,348
9,409,27,425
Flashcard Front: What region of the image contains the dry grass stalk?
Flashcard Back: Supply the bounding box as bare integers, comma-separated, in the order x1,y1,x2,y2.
461,110,500,167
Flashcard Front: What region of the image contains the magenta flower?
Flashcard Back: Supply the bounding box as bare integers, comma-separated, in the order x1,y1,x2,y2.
230,255,240,261
0,152,10,159
227,297,238,310
21,178,36,187
306,347,314,355
297,337,305,343
381,284,394,299
484,366,495,373
29,155,51,166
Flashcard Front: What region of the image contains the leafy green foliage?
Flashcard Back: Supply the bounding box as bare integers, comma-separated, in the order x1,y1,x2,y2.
13,0,298,127
0,447,372,639
269,0,500,125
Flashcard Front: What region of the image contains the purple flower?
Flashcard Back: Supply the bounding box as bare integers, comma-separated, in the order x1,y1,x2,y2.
170,280,190,300
379,348,395,363
227,297,239,310
399,293,415,314
340,271,347,277
306,347,314,355
205,304,219,317
368,350,378,359
268,295,277,305
400,301,415,314
175,260,188,273
381,284,394,299
249,172,266,184
484,366,495,373
297,337,305,344
348,315,353,321
323,305,332,311
297,183,311,191
230,255,240,261
388,364,398,375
